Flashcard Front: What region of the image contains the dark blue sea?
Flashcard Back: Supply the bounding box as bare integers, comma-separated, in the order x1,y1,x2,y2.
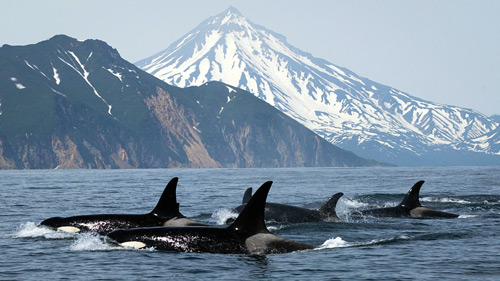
1,167,499,280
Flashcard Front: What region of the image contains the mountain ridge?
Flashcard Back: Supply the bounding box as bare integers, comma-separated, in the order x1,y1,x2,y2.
0,34,383,169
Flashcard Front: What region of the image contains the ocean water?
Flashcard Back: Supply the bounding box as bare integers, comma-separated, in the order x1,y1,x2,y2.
1,167,499,280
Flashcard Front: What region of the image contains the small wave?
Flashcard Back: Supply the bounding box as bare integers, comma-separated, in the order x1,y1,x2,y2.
356,236,411,248
421,197,470,204
13,222,75,239
483,200,500,205
211,208,238,225
267,224,288,232
458,214,478,219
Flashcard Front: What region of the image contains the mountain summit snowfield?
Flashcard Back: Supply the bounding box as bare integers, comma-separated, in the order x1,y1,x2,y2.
137,7,500,165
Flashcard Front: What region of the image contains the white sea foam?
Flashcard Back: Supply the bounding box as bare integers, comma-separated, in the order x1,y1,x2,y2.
484,200,500,205
211,208,238,225
342,198,369,209
69,233,152,251
266,224,288,232
383,201,399,208
13,222,75,239
317,237,349,249
358,236,411,247
267,226,278,232
317,235,411,251
458,214,478,219
335,198,377,221
421,197,470,204
69,233,112,251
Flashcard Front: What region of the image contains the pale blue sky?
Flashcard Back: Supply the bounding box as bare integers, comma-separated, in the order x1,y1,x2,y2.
2,0,499,116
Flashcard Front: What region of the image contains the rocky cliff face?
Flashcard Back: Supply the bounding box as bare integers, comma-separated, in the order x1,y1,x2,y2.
0,35,383,169
181,82,376,167
144,87,219,168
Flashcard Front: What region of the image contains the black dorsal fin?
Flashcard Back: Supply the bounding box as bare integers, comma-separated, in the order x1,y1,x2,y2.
242,187,253,204
150,177,184,218
318,192,344,218
399,180,424,209
228,181,272,236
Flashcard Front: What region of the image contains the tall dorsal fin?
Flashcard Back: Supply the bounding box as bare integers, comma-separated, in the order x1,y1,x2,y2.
399,180,424,209
228,181,272,236
242,187,253,204
317,192,344,218
150,177,184,218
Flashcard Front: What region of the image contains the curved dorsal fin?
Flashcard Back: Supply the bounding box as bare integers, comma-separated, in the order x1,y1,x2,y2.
399,180,424,209
229,181,272,236
242,187,253,204
318,192,344,218
150,177,184,218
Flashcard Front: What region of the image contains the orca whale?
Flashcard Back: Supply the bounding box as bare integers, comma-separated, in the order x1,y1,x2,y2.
40,177,208,235
359,180,459,218
226,187,344,224
106,181,316,254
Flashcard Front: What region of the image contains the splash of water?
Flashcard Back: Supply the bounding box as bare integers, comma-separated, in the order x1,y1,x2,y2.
318,237,349,249
341,198,369,209
211,208,238,225
336,198,369,221
13,222,75,239
69,233,113,251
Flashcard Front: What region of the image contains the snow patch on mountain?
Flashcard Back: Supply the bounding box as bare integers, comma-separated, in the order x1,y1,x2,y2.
10,77,26,89
105,67,123,82
58,50,113,115
25,60,54,82
52,64,61,85
226,85,236,93
49,87,66,97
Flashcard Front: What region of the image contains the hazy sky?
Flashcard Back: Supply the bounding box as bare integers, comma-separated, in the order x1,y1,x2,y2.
2,0,499,116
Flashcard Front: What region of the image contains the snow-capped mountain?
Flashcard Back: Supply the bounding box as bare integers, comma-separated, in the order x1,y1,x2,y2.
137,7,500,165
